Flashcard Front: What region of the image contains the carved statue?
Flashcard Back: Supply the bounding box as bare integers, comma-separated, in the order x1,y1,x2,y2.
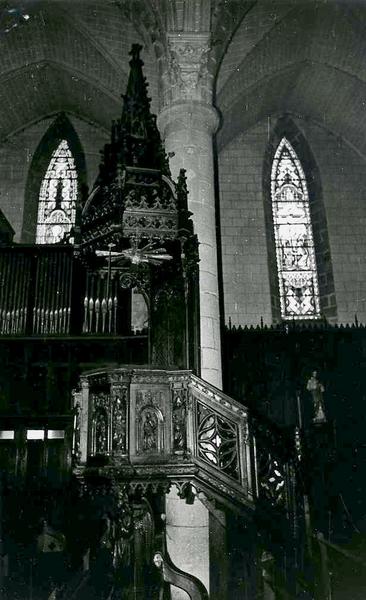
173,417,185,450
95,409,108,454
112,488,134,569
172,392,186,451
306,371,326,423
98,488,134,598
143,411,158,452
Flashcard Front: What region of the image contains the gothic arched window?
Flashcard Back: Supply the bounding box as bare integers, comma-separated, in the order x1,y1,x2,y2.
36,139,78,244
271,137,320,320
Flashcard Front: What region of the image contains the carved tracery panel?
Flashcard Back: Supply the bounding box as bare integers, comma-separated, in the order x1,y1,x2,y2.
196,402,239,480
172,388,187,453
257,452,286,507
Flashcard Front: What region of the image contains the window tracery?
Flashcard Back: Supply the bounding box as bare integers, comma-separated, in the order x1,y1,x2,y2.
271,138,320,319
36,139,77,244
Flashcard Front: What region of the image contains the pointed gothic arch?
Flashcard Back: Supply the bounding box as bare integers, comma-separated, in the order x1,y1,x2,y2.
36,139,77,244
263,117,337,322
22,113,86,244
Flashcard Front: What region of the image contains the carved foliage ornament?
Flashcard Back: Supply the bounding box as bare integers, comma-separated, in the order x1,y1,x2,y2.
72,391,81,464
90,389,128,457
165,33,212,103
257,452,286,507
92,392,109,455
112,387,128,455
172,388,188,453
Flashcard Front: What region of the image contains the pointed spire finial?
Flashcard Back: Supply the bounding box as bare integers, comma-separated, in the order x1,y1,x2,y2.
117,45,169,174
94,44,170,186
129,43,143,64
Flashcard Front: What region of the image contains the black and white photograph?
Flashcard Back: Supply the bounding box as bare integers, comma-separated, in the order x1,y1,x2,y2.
0,0,365,598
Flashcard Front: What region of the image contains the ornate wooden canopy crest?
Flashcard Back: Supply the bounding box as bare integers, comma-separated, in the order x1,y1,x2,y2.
75,44,195,257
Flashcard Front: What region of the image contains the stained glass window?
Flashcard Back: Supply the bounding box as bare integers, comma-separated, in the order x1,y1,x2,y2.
271,138,320,319
36,139,77,244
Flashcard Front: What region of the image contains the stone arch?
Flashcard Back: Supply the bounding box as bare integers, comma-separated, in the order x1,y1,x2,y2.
21,112,87,243
263,116,337,323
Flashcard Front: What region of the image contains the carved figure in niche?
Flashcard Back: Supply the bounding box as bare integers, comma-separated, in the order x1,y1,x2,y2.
173,418,184,450
172,393,186,452
306,371,326,423
143,411,158,452
95,408,108,454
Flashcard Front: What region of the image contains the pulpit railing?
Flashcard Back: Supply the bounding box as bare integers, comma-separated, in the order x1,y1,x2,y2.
188,375,253,501
250,414,303,536
72,368,301,517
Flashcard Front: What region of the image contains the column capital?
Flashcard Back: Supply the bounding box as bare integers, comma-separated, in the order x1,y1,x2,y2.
157,101,220,138
161,28,214,106
167,31,211,62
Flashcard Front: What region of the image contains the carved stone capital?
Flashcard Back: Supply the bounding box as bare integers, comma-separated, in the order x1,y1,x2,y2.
162,32,213,105
169,32,210,67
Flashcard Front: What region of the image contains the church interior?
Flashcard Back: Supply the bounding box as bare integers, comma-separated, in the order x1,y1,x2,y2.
0,0,365,598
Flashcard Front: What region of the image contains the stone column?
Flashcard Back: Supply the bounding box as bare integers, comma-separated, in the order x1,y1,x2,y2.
165,486,210,599
157,31,222,389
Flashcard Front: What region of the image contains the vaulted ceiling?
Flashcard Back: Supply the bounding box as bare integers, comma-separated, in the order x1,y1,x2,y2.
0,0,366,158
216,0,366,157
0,0,159,138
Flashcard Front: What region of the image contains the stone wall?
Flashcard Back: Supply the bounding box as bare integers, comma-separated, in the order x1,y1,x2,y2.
218,120,272,327
303,122,366,325
0,115,108,242
1,110,366,327
218,117,366,326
